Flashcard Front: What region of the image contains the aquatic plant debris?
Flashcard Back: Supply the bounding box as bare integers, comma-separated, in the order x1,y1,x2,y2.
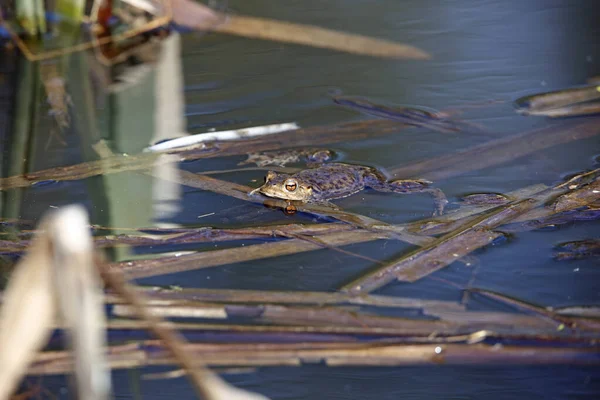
171,0,431,60
146,122,299,152
389,119,600,181
25,340,600,375
98,258,271,400
553,239,600,261
466,288,600,332
552,176,600,213
341,199,538,294
514,84,600,117
332,95,481,134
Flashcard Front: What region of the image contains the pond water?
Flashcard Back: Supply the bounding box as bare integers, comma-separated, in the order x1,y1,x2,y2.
1,0,600,398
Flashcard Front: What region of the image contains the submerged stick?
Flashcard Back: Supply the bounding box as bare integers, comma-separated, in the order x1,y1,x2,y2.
467,288,600,332
332,95,479,134
273,230,384,266
407,184,551,236
0,223,354,254
389,119,600,181
341,199,537,294
111,229,385,279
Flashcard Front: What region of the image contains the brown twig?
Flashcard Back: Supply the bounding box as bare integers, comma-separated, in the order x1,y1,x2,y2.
467,288,600,332
127,287,465,313
110,229,385,279
28,340,600,375
272,230,384,266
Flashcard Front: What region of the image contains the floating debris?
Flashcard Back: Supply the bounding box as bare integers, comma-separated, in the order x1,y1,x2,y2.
553,239,600,261
333,95,469,134
552,177,600,213
520,102,600,118
341,199,537,293
502,206,600,233
389,119,600,181
553,306,600,318
515,84,600,117
146,122,300,152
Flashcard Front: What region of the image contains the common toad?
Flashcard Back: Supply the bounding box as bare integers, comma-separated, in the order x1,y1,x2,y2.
251,162,448,215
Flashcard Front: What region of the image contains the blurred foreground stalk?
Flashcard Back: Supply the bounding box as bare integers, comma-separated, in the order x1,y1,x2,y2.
0,205,269,399
0,206,109,400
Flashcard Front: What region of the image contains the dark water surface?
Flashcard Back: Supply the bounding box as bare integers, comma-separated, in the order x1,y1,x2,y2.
2,0,600,398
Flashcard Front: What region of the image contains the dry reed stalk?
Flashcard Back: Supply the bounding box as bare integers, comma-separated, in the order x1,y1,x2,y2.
27,341,600,375
97,259,270,399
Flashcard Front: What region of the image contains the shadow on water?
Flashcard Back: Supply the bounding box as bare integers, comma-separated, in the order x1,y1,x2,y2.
1,0,599,398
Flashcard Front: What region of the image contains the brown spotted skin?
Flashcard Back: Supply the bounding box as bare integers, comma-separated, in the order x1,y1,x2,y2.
254,163,448,215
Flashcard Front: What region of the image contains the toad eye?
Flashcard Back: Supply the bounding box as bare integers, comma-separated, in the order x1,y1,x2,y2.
284,179,297,192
